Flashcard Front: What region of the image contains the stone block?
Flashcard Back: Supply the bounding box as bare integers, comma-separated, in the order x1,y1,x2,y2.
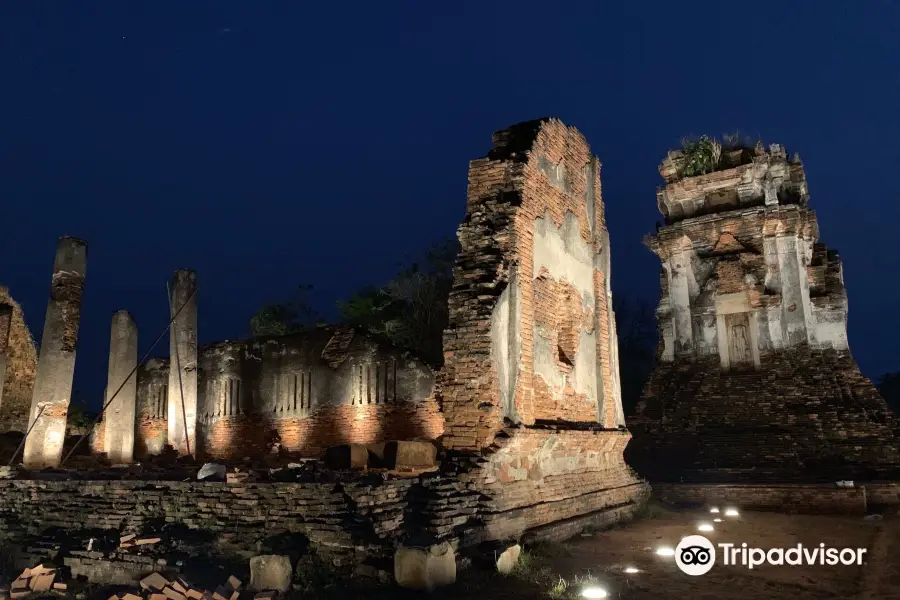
365,443,387,467
197,463,226,481
248,555,292,593
323,444,368,470
163,588,185,600
30,574,54,592
140,573,169,592
394,542,456,591
496,544,521,574
383,441,436,470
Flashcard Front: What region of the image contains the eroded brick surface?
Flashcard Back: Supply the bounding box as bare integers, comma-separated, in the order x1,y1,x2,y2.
0,288,38,433
630,144,900,483
92,327,443,460
432,118,647,543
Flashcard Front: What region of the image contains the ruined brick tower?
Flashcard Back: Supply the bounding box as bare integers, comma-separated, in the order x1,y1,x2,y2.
628,142,900,483
435,118,647,541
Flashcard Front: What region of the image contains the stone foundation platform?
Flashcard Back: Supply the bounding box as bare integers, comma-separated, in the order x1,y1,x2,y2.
653,482,900,515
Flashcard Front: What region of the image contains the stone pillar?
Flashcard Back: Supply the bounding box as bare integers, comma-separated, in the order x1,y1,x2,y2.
23,237,88,469
775,234,811,346
167,269,197,457
666,249,696,355
0,304,12,416
103,311,138,464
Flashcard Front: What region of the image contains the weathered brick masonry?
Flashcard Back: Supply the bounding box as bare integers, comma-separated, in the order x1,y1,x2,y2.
0,474,415,577
92,326,443,460
628,143,900,484
0,286,37,434
432,118,648,544
3,119,648,579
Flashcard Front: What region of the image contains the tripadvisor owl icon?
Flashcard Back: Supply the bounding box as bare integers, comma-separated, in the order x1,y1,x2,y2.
676,535,716,576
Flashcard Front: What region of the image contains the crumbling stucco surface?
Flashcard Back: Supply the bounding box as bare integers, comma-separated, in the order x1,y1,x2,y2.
167,269,198,457
629,144,900,483
0,288,37,433
92,325,442,460
24,237,87,469
103,311,138,464
434,118,647,543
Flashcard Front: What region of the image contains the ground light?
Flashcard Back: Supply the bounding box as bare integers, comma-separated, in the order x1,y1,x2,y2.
581,587,609,599
713,518,723,523
656,547,675,557
697,523,714,532
623,567,640,574
709,507,720,513
725,508,740,517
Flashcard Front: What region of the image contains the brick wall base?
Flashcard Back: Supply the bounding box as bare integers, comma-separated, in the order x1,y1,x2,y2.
653,483,874,515
629,349,900,483
415,426,651,549
89,400,444,462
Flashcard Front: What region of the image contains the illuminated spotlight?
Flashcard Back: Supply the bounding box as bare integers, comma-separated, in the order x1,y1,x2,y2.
725,508,740,517
623,566,640,574
656,547,675,557
581,587,609,599
697,523,714,532
713,518,723,523
709,507,720,514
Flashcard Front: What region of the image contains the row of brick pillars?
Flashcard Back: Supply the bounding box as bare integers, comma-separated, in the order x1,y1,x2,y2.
14,236,198,469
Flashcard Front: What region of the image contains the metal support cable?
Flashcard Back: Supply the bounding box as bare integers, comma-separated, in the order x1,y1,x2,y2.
59,286,198,467
166,281,192,458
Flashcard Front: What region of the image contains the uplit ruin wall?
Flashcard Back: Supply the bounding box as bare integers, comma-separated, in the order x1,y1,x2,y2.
628,144,900,484
0,286,37,434
92,327,443,460
432,118,648,543
0,119,649,579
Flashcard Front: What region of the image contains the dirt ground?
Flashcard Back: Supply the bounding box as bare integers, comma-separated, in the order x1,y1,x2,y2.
374,505,900,600
7,506,900,600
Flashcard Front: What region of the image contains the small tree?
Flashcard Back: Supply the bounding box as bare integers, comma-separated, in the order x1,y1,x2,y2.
338,236,457,367
250,284,322,337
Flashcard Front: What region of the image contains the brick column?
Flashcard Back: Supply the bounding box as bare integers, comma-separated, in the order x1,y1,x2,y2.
0,304,12,417
103,310,138,464
167,270,197,457
23,237,87,469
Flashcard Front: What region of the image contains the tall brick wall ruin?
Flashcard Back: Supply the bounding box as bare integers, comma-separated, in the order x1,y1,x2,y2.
0,287,37,433
433,118,647,544
92,326,443,460
628,143,900,483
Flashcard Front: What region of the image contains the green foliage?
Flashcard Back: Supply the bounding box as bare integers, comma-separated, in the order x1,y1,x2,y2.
678,135,721,178
677,132,761,179
250,284,323,337
251,238,458,367
338,236,458,367
67,399,95,430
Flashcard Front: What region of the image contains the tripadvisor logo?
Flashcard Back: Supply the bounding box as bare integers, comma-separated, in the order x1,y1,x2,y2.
676,535,716,576
674,536,868,576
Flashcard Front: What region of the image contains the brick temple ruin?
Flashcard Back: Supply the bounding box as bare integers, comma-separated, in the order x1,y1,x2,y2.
0,118,649,585
627,142,900,489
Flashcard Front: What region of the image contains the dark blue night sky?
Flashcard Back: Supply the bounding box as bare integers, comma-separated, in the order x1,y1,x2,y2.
1,1,898,409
